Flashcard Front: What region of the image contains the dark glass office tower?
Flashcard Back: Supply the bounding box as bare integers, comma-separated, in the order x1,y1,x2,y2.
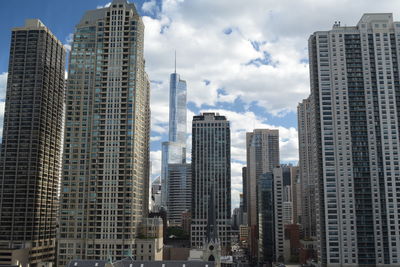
257,173,274,264
191,113,231,254
0,19,66,267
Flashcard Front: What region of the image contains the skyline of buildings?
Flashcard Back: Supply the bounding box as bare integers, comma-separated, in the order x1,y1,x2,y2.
2,3,400,267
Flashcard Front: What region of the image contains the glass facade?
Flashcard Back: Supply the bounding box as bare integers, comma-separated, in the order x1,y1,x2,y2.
160,72,187,211
169,73,187,144
257,173,274,264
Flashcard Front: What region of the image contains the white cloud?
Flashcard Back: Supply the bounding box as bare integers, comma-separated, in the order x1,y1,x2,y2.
0,72,7,140
0,72,7,99
150,136,162,142
63,33,74,52
142,0,159,15
150,150,162,179
97,2,111,9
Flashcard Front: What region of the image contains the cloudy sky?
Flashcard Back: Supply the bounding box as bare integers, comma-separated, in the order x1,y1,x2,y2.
0,0,400,209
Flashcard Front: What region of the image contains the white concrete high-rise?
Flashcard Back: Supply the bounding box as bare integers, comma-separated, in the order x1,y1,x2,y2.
297,98,316,239
273,166,285,262
307,13,400,267
58,0,150,265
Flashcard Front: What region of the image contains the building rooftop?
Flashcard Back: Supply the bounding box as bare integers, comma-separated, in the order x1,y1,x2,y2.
193,113,227,121
67,260,108,267
114,259,215,267
67,260,215,267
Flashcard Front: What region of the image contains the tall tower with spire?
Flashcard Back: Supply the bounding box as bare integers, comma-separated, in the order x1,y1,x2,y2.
160,53,189,224
57,0,150,265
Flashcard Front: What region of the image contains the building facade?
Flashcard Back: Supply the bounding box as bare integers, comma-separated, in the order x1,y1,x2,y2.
257,173,274,264
160,70,187,210
297,98,316,239
290,166,302,225
246,129,279,261
191,113,231,253
0,19,65,267
308,13,400,266
273,166,285,262
167,163,191,225
135,218,163,261
58,0,150,265
150,177,162,212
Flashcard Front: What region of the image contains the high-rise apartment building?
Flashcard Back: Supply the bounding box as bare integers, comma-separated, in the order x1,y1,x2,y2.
246,129,279,260
191,113,231,253
273,166,285,263
58,0,150,265
307,13,400,266
167,163,191,225
0,19,65,267
297,97,316,239
160,67,187,214
290,166,302,224
241,167,248,225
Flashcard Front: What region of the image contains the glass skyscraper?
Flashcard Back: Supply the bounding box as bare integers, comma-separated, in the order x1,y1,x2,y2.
160,70,187,214
169,72,187,144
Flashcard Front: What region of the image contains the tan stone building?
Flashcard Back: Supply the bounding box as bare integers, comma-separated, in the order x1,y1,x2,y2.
57,0,150,265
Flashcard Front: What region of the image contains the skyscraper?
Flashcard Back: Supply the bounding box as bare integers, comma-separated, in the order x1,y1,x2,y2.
58,0,150,265
0,19,65,267
160,64,187,213
257,173,274,264
167,163,191,225
241,166,248,225
246,129,279,261
307,13,400,266
191,113,231,253
289,166,302,225
273,166,285,263
169,70,187,145
297,98,316,239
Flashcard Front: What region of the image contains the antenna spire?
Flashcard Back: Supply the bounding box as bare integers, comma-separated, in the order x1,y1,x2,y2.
174,50,177,73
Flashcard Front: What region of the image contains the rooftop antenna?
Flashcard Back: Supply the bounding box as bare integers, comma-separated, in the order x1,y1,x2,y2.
174,50,177,74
